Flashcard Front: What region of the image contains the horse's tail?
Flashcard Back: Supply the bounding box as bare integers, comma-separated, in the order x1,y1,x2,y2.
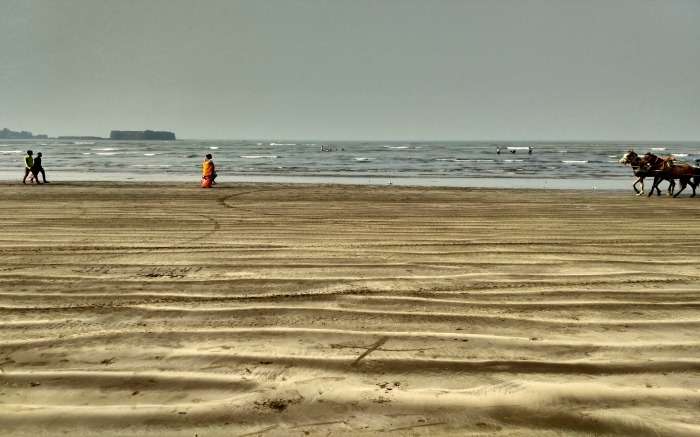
691,164,700,187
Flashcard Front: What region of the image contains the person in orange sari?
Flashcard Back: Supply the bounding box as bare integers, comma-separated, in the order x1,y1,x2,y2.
202,153,216,187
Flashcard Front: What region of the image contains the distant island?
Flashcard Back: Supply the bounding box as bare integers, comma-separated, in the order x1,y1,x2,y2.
0,128,48,139
1,128,176,141
110,130,176,140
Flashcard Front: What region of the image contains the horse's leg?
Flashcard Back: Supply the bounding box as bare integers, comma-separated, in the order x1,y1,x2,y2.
649,176,660,197
633,177,643,195
674,178,688,198
666,178,674,196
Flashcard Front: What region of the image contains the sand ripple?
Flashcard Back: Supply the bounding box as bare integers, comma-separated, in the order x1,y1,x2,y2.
1,184,699,436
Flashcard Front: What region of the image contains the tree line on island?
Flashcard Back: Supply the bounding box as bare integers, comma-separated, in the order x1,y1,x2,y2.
0,128,48,139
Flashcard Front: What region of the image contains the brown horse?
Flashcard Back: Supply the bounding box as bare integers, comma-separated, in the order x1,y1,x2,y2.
619,151,674,196
648,156,699,197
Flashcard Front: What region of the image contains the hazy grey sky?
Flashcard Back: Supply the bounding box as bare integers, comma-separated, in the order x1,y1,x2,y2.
1,0,699,140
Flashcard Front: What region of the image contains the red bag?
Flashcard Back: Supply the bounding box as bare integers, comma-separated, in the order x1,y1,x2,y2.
201,177,212,188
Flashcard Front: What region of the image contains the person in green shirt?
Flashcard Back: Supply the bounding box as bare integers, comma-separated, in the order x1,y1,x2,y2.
22,150,37,184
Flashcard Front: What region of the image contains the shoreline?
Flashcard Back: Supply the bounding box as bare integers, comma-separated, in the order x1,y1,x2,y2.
0,171,633,191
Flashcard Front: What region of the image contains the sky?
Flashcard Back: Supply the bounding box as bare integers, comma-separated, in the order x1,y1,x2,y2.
1,0,699,141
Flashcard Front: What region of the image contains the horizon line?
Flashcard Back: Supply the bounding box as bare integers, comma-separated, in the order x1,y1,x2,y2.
5,135,699,144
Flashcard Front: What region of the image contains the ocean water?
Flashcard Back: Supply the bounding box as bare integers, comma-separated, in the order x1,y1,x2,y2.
2,140,699,189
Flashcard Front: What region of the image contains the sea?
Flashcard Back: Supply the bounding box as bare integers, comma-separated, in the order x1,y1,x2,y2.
2,140,699,190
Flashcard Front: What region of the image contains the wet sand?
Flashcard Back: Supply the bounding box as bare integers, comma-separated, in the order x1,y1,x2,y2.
0,183,699,436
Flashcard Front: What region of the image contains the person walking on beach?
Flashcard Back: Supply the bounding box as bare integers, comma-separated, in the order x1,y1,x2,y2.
32,152,48,183
209,155,218,184
201,153,217,188
22,150,38,184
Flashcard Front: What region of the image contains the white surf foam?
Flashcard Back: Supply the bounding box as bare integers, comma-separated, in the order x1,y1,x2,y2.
436,158,494,163
454,159,495,163
240,155,278,159
562,160,588,164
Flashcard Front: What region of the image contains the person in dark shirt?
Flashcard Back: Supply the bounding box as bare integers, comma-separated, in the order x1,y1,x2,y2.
32,152,48,183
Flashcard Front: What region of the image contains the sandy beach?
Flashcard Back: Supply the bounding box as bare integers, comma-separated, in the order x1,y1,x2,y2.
1,182,699,436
